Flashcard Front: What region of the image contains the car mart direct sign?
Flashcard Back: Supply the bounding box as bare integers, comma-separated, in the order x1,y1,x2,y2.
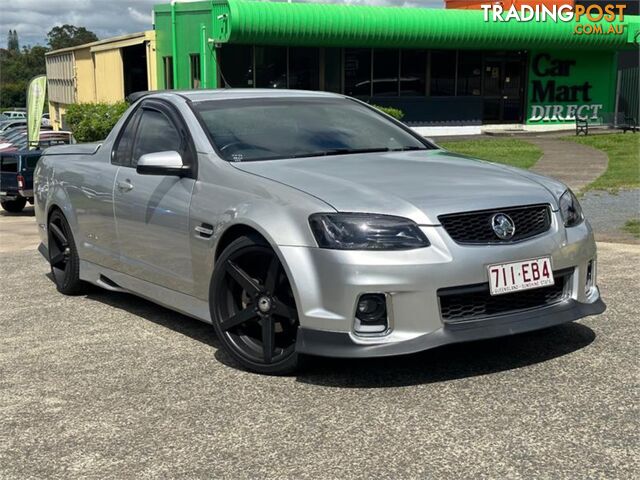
527,51,616,124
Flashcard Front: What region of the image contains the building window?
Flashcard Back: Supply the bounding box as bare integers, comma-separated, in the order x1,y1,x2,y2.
430,50,456,96
372,49,399,96
457,51,482,96
400,50,426,96
255,46,287,89
220,44,253,88
344,48,371,98
190,53,201,88
163,56,174,89
324,48,342,93
289,47,319,90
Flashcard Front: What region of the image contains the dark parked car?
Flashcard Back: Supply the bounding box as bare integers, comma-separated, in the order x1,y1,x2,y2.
0,150,41,212
0,127,27,145
0,130,70,153
0,119,27,135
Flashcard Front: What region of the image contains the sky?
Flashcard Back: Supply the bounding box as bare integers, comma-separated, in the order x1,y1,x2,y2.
1,0,444,49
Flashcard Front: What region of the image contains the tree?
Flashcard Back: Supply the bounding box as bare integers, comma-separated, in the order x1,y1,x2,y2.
7,30,19,52
0,45,47,108
46,25,98,51
65,102,129,142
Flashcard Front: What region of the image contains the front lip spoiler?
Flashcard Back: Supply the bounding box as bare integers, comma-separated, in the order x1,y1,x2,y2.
295,297,606,358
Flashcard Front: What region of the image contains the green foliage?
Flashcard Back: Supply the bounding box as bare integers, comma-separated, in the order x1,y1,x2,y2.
0,24,96,109
47,25,98,51
65,102,129,142
0,45,48,108
622,219,640,239
371,105,405,121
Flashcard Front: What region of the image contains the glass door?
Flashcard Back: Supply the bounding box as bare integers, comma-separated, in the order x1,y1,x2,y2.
482,53,526,123
483,57,503,123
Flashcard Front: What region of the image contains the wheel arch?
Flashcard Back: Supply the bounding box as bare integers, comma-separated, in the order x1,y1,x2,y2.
47,203,63,222
214,223,270,262
211,221,305,324
46,185,78,234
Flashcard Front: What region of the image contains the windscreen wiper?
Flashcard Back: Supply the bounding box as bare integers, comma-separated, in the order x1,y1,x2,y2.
389,146,427,152
290,147,391,159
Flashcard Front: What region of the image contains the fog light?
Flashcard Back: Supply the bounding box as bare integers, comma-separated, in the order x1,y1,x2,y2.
585,260,595,295
354,294,388,335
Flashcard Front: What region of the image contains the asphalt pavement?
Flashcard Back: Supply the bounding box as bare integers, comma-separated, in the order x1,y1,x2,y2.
581,189,640,244
0,209,638,479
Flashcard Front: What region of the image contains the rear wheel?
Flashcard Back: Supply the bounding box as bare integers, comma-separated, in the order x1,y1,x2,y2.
210,236,300,375
1,197,27,213
48,209,85,295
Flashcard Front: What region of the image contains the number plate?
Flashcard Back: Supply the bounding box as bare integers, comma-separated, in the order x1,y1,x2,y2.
487,257,554,296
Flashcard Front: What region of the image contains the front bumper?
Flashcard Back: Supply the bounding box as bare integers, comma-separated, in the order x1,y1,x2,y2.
296,296,605,358
280,211,605,358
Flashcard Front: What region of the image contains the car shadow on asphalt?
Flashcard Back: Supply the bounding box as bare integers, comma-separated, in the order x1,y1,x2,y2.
296,323,596,388
75,279,596,387
81,287,222,350
0,206,35,217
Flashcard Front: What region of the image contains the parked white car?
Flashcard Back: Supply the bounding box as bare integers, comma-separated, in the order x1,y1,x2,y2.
2,111,27,120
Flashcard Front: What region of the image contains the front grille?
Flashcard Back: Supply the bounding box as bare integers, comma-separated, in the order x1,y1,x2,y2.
439,204,551,244
438,269,571,323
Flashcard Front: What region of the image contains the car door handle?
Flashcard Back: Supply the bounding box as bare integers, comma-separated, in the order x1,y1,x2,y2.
116,180,134,192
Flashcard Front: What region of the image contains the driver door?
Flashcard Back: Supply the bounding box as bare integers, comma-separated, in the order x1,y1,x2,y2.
113,100,196,294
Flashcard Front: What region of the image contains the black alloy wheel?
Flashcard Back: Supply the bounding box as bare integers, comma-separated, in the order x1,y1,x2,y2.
48,209,85,295
210,235,300,375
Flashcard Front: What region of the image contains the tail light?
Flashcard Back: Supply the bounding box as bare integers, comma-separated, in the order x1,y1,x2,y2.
17,174,25,190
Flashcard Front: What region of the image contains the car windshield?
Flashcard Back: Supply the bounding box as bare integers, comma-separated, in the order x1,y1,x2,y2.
193,97,433,162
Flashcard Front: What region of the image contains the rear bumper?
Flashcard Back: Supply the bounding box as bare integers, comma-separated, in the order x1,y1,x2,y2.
295,295,605,358
0,190,32,199
0,191,18,200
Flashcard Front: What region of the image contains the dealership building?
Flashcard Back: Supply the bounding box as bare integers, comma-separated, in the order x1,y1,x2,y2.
46,0,639,133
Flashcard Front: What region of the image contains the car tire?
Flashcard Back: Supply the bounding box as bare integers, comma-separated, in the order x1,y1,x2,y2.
210,235,301,375
1,197,27,213
48,209,85,295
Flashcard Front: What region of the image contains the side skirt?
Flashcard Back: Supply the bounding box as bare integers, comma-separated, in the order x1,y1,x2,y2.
79,260,212,324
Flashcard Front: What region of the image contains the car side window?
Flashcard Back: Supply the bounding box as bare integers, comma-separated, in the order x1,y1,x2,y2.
131,109,182,167
0,155,18,173
113,110,141,166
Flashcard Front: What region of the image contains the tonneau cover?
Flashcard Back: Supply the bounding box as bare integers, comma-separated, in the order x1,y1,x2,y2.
43,143,102,156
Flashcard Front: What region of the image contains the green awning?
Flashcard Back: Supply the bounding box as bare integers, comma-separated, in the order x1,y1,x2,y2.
156,0,639,51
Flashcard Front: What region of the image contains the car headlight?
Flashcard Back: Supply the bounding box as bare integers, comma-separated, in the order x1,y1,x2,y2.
309,213,430,250
559,189,584,227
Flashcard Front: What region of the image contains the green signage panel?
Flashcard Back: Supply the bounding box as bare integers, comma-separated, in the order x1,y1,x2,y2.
526,50,617,124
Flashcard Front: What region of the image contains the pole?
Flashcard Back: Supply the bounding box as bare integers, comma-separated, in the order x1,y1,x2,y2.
200,24,207,88
210,3,219,89
171,0,178,88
